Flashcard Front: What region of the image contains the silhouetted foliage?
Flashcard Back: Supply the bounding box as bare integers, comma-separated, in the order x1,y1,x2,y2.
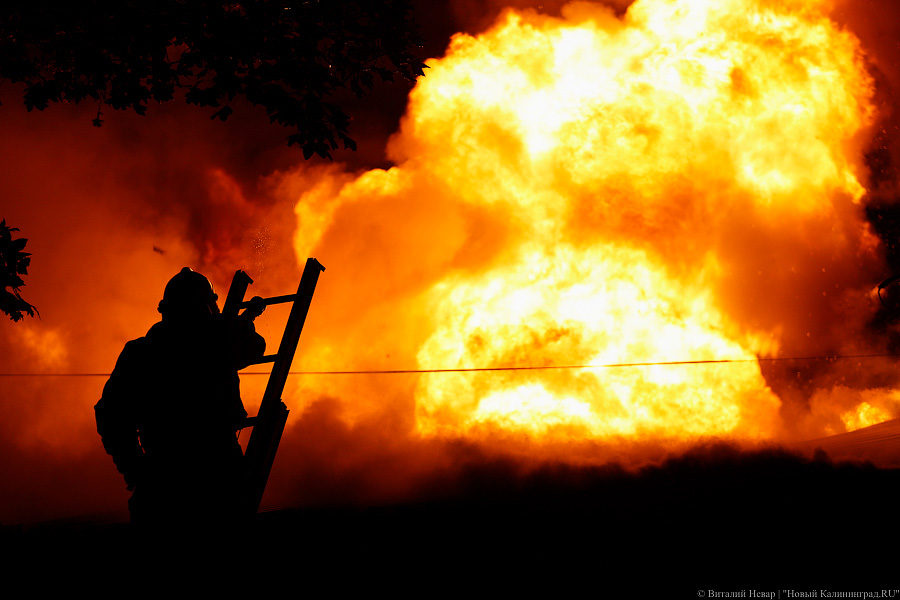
0,1,426,159
0,220,36,322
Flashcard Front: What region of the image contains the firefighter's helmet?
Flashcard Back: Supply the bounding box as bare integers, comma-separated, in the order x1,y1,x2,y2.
157,267,219,317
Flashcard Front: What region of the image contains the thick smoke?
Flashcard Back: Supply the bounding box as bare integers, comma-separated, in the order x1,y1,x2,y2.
0,90,331,523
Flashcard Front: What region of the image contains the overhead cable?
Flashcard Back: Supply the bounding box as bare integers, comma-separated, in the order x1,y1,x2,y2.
0,352,895,377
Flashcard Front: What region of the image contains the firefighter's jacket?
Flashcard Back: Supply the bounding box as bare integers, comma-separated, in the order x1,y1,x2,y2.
95,314,265,516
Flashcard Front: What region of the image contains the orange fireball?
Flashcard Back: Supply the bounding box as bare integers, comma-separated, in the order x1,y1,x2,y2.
292,0,886,448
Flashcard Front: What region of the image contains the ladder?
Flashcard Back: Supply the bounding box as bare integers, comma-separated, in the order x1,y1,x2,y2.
223,257,325,515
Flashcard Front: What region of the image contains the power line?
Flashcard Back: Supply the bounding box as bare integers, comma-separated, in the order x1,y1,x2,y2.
239,352,900,374
1,352,896,377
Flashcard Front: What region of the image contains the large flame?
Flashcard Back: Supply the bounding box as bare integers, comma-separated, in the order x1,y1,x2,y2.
292,0,886,448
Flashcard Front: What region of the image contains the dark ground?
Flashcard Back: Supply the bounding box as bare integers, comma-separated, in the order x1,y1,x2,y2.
5,443,899,596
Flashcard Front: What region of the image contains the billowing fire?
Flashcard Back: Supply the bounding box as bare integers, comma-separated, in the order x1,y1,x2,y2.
414,246,782,440
287,0,888,449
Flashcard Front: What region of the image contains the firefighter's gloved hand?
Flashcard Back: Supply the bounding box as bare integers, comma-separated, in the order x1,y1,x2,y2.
242,296,266,321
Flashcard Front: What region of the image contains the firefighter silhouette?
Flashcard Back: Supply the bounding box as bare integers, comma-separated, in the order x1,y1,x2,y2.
95,268,265,531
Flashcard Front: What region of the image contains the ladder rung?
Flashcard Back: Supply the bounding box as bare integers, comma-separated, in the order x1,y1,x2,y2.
252,354,279,364
242,294,297,308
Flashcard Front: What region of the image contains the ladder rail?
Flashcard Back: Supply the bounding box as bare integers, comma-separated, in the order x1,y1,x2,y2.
225,258,325,515
223,270,255,316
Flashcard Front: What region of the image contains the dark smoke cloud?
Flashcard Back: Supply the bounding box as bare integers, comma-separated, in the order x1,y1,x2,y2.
833,0,900,198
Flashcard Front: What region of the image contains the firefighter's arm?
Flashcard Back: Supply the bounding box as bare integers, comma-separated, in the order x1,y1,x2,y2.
229,313,266,370
94,341,146,489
